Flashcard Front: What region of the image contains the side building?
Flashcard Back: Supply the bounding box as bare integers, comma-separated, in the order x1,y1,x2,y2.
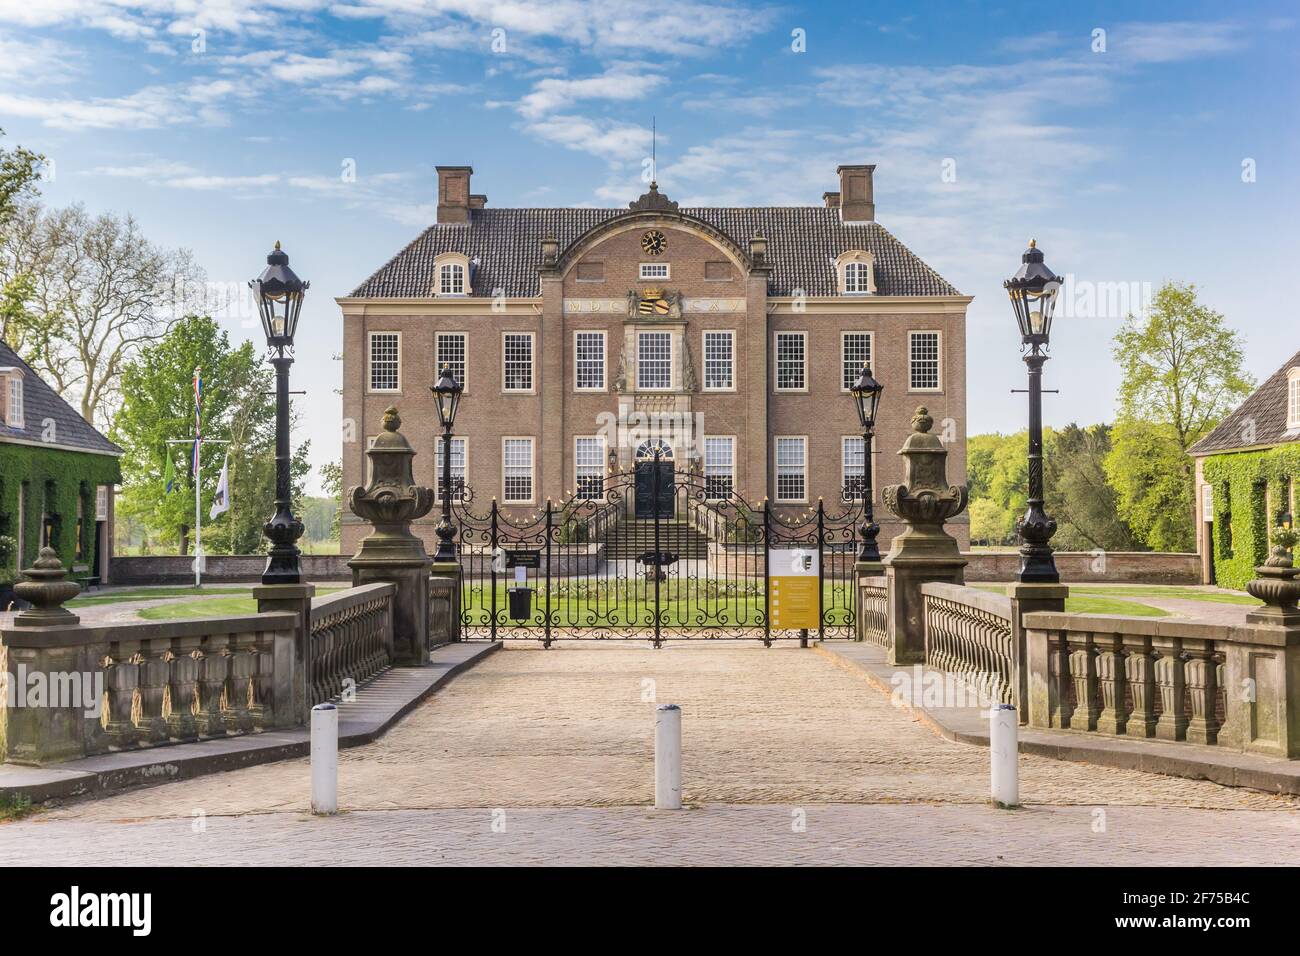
1190,347,1300,588
1,339,122,589
338,164,971,556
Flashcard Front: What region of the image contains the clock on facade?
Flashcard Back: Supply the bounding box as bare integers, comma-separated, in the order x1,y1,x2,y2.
640,230,667,256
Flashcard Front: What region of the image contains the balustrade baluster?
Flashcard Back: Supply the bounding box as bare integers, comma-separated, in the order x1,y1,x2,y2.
165,637,201,740
1183,639,1220,745
138,639,171,744
1067,634,1099,731
1093,633,1127,735
1122,638,1157,738
100,645,142,749
1152,638,1187,741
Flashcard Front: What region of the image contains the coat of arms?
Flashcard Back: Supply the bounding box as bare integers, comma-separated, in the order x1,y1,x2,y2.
627,287,681,318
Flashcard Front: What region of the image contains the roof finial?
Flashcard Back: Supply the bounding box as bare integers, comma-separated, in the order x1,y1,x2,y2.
274,239,281,250
651,115,657,185
1028,238,1036,248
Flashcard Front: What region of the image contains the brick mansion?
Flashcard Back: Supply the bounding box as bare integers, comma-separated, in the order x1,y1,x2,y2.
337,163,971,553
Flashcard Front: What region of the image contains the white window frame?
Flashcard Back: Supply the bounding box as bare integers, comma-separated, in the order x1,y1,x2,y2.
435,435,468,503
775,435,808,504
95,485,109,521
502,437,535,504
574,435,607,501
836,250,876,295
1288,368,1300,430
908,330,943,393
775,331,808,393
639,262,671,280
637,330,674,391
701,330,736,392
840,331,873,392
841,435,872,502
574,330,607,392
367,331,401,393
439,262,466,296
502,332,535,394
433,252,470,297
435,331,467,391
703,435,736,501
5,372,24,428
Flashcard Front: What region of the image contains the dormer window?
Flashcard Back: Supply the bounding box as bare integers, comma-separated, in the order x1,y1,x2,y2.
1288,367,1300,430
2,369,23,428
433,253,470,296
835,251,876,295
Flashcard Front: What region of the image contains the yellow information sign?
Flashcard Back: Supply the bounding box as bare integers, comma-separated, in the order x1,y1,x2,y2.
769,548,820,630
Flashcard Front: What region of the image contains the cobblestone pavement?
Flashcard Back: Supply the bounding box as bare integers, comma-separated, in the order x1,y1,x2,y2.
30,643,1300,821
6,804,1298,866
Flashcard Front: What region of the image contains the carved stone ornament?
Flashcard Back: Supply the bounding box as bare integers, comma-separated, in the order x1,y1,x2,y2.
12,546,82,627
626,287,682,318
628,182,679,213
881,406,969,561
1246,545,1300,624
348,406,435,565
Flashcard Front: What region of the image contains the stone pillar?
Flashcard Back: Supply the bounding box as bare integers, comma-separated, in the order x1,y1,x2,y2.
1219,545,1300,757
254,583,315,724
1007,582,1067,722
880,407,968,665
347,406,435,666
0,547,99,765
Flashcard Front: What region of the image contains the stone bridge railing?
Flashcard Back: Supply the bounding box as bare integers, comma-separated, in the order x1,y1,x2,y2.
309,583,395,705
857,575,889,649
1022,613,1297,757
920,582,1015,706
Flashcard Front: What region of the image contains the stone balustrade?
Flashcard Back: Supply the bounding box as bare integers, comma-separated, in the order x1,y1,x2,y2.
921,582,1015,706
1,611,299,765
309,583,395,705
1023,612,1298,758
857,574,889,649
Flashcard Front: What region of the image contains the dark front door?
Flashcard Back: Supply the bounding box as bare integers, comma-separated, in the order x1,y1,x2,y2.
635,461,675,518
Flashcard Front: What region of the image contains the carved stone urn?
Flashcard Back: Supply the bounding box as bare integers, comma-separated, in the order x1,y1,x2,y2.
881,406,969,562
347,406,435,665
1245,545,1300,625
12,547,81,627
349,406,435,563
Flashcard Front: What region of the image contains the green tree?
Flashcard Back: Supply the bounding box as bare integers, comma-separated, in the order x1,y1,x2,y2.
320,460,343,542
967,431,1027,545
0,130,49,360
1104,282,1254,551
110,315,310,554
0,129,41,225
1044,423,1141,552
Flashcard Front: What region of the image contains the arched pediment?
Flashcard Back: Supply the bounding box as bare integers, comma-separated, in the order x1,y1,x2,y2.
555,192,753,278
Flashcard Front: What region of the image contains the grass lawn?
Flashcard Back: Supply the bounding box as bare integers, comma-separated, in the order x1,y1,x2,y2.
136,588,343,620
1067,585,1256,605
70,585,248,607
973,584,1168,617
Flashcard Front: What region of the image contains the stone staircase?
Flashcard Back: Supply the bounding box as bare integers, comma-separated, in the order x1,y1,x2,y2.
603,519,713,561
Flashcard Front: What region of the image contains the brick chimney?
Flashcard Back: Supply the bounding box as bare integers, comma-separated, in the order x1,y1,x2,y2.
822,191,840,209
436,165,474,224
836,164,875,223
468,194,487,210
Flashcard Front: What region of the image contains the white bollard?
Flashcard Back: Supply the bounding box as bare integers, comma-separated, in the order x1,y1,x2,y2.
311,702,339,815
990,703,1019,807
655,704,682,810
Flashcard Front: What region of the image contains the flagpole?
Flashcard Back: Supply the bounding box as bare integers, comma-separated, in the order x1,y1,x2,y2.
165,433,229,586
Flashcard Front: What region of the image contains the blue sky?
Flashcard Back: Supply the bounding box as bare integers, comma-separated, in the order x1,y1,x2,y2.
1,0,1297,493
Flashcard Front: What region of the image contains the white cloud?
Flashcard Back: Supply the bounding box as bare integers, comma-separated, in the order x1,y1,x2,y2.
526,114,653,163
517,68,667,119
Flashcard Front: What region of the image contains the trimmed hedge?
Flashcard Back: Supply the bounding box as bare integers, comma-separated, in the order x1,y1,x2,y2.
0,443,121,579
1202,444,1300,589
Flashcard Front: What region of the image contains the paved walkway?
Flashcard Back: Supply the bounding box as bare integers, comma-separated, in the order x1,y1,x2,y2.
4,643,1298,864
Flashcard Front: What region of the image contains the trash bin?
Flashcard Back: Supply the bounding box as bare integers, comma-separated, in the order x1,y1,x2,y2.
507,586,532,621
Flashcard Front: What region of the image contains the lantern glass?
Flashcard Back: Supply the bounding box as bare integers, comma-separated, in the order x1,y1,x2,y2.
431,365,463,429
849,364,883,429
250,242,308,349
1004,241,1062,347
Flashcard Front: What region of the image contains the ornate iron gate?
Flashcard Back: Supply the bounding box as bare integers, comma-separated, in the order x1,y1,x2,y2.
454,452,861,647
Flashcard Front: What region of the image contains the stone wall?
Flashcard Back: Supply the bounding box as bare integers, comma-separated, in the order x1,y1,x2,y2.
110,554,353,585
962,551,1199,585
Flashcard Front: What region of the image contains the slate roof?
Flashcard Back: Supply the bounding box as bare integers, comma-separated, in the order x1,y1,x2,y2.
0,340,122,456
349,206,962,299
1188,347,1300,456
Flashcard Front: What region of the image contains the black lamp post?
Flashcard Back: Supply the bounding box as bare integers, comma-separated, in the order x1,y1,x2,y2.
850,364,884,563
430,364,464,563
1005,239,1064,584
251,241,308,586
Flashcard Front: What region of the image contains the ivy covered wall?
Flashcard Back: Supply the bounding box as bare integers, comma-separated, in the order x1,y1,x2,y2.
0,444,121,577
1202,444,1300,589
